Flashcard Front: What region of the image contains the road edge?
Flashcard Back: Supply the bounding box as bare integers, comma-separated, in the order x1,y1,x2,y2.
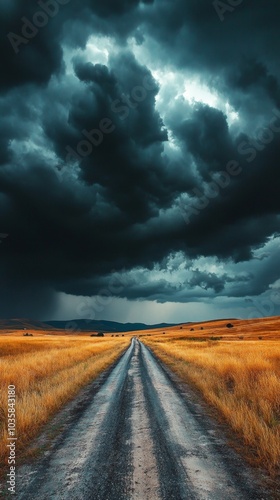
0,342,132,499
142,341,280,500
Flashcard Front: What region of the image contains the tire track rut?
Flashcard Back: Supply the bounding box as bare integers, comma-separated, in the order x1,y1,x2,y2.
17,338,266,499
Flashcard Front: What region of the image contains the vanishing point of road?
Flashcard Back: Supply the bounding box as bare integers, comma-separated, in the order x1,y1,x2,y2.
18,338,267,500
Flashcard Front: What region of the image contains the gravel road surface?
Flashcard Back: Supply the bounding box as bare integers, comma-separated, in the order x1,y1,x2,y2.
16,338,267,499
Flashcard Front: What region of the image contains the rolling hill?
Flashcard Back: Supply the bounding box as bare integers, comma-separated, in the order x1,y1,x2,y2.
0,318,181,333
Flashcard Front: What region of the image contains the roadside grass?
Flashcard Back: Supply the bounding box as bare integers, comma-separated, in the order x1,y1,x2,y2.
143,335,280,474
0,335,130,466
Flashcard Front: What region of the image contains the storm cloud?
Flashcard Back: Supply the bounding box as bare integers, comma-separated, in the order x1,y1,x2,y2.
0,0,280,321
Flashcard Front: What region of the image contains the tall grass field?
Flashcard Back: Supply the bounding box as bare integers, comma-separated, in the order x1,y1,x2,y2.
0,335,129,466
143,317,280,475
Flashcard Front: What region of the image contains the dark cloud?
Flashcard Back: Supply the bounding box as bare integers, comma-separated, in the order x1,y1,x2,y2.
189,269,225,294
173,104,235,179
0,0,280,319
0,2,63,90
0,0,146,91
143,0,280,73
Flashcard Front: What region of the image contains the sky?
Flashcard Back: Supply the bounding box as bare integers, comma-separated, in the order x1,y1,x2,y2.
0,0,280,324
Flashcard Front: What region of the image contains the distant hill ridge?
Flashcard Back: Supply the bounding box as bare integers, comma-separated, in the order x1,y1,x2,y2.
0,318,182,333
0,319,53,330
44,319,180,332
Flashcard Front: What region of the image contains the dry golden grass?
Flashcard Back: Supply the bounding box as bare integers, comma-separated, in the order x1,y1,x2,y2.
137,315,280,341
0,334,130,466
142,316,280,475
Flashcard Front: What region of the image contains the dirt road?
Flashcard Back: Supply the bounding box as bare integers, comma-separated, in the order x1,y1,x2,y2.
17,338,266,499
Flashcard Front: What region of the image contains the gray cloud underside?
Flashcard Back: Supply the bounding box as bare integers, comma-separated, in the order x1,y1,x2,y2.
0,0,280,318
